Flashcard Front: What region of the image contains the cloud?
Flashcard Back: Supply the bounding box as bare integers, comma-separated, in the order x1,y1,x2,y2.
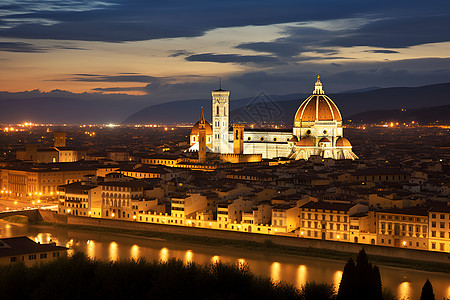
0,41,45,52
2,0,447,44
185,53,283,65
364,50,399,54
169,50,193,57
324,14,450,48
92,86,146,92
0,41,86,52
55,73,165,83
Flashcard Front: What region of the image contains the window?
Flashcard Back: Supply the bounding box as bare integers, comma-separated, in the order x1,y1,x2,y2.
440,243,445,251
260,137,264,141
40,253,47,259
53,252,59,258
10,257,17,262
431,243,436,249
29,254,37,260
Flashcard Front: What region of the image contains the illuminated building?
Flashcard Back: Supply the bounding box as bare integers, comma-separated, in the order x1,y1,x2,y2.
189,76,358,160
376,207,429,250
298,202,368,242
1,162,97,198
428,205,450,252
15,131,85,163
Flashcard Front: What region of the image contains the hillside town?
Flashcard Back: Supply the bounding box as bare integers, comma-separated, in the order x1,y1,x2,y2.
1,124,449,254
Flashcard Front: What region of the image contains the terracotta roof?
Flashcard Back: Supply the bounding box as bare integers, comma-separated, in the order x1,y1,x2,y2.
319,137,331,143
191,120,212,135
378,206,429,216
296,137,315,147
288,136,298,142
0,236,67,257
336,137,352,147
294,95,342,123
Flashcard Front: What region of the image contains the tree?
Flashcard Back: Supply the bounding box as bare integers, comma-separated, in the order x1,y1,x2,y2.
337,258,356,300
420,279,435,300
300,281,336,300
336,249,382,300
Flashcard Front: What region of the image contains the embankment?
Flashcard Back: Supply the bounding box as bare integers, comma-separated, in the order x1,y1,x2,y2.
38,210,450,271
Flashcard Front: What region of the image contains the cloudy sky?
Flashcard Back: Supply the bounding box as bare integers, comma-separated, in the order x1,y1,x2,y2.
1,0,450,103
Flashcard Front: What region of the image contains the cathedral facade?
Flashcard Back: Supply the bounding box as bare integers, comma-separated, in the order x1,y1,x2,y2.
189,76,358,160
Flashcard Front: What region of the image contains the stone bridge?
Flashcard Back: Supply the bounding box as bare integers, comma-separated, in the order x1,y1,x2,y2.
0,209,43,223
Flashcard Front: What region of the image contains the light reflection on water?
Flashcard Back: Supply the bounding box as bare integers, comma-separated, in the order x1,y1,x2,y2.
1,222,450,300
109,242,118,261
131,244,140,261
270,262,281,282
211,255,220,264
398,281,411,300
159,247,169,262
296,265,307,287
333,271,343,290
184,250,193,264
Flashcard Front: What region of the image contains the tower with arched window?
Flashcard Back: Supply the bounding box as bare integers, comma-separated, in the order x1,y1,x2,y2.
212,88,230,153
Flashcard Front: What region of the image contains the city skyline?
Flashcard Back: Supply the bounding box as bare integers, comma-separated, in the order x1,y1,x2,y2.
1,0,450,106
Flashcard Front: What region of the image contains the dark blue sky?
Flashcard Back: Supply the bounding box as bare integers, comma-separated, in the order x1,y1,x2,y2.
1,0,450,103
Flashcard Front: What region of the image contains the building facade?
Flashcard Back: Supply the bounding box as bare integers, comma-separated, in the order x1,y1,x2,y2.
189,76,357,160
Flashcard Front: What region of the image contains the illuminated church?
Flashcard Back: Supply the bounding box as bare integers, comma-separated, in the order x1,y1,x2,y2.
188,76,358,161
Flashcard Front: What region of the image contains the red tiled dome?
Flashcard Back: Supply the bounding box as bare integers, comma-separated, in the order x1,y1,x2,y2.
296,137,315,147
289,136,299,142
336,137,352,147
294,77,342,123
191,121,212,135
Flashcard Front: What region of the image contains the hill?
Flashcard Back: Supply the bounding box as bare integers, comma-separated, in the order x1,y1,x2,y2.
125,82,450,125
345,105,450,124
1,82,449,124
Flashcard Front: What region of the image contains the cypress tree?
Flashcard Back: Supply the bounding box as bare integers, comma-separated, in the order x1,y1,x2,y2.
337,258,356,300
372,265,383,300
420,279,435,300
337,249,382,300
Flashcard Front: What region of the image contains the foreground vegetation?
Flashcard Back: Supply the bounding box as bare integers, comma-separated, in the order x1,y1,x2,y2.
0,250,440,300
0,252,300,300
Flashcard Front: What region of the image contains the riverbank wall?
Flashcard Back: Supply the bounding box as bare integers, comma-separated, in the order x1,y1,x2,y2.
39,210,450,265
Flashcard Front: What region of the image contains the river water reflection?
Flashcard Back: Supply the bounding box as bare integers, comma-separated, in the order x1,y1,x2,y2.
2,222,449,300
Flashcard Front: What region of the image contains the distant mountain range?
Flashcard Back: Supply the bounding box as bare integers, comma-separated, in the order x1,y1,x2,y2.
0,91,149,124
124,82,450,124
345,105,450,124
1,82,449,124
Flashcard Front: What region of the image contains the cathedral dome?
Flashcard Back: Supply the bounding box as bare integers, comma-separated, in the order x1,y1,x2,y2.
336,137,352,147
191,120,212,135
288,136,298,143
296,137,315,147
294,76,342,124
319,137,331,143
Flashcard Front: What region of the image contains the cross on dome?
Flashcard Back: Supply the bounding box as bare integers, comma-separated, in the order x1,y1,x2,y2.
313,75,324,95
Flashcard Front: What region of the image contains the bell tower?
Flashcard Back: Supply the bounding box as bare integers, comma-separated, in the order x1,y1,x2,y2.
198,107,207,163
212,84,230,154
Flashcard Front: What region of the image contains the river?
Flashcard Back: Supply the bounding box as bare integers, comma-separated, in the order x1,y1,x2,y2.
1,222,449,300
